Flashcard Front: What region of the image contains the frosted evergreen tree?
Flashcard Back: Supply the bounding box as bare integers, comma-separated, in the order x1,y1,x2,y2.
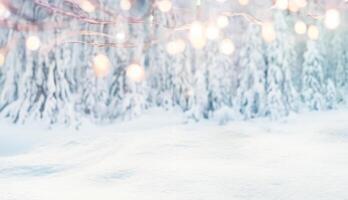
265,12,299,118
235,24,267,119
302,39,326,110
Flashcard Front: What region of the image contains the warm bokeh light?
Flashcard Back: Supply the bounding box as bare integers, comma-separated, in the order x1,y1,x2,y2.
288,1,299,12
166,39,186,55
115,31,127,43
126,63,145,82
307,25,319,40
0,52,5,66
262,22,276,43
294,21,307,35
219,38,235,55
189,21,207,49
26,36,41,51
324,9,340,30
294,0,307,8
275,0,288,10
216,15,229,29
157,0,172,13
238,0,249,6
79,0,95,13
93,54,111,77
0,3,10,19
120,0,132,11
206,24,220,40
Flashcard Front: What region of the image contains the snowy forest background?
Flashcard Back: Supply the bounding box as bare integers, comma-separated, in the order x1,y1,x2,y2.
0,0,347,126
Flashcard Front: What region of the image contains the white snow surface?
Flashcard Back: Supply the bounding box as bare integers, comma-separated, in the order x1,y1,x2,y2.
1,108,348,200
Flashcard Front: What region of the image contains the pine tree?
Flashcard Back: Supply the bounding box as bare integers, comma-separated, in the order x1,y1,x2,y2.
235,24,267,119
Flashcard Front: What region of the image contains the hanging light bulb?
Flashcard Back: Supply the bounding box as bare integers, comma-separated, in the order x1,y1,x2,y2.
294,0,307,8
288,1,299,12
219,38,235,55
238,0,249,6
216,15,229,29
261,22,276,43
324,9,340,30
0,3,10,19
307,25,319,40
126,63,145,82
0,52,5,66
166,39,186,55
189,21,207,49
275,0,288,10
93,54,110,77
115,31,127,43
294,21,307,35
26,35,41,51
79,0,95,13
157,0,172,12
205,24,220,40
120,0,131,11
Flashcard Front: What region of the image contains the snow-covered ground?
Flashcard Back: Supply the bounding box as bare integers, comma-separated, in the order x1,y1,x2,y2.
1,109,348,200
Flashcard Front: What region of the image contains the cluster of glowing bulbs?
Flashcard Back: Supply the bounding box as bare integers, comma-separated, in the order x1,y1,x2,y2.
294,21,319,40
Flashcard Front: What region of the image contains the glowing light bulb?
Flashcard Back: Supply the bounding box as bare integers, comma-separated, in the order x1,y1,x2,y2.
294,21,307,35
79,0,95,13
288,1,299,12
216,15,229,29
219,38,235,55
0,52,5,66
166,39,186,55
324,9,340,30
189,21,206,49
157,0,172,12
261,22,276,43
93,54,110,77
26,35,41,51
206,24,220,40
238,0,249,6
0,3,10,19
307,25,319,40
126,63,145,82
294,0,307,8
275,0,288,10
115,31,127,43
120,0,131,11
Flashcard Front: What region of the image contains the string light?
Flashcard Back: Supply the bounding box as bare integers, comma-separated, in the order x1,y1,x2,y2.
206,24,220,40
294,21,307,35
216,15,229,29
189,21,207,49
120,0,132,11
275,0,289,10
324,9,340,30
219,38,235,55
79,0,95,13
26,36,41,51
157,0,172,13
166,39,186,55
307,25,319,40
238,0,249,6
93,54,111,77
0,52,5,66
261,22,276,43
126,63,145,82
